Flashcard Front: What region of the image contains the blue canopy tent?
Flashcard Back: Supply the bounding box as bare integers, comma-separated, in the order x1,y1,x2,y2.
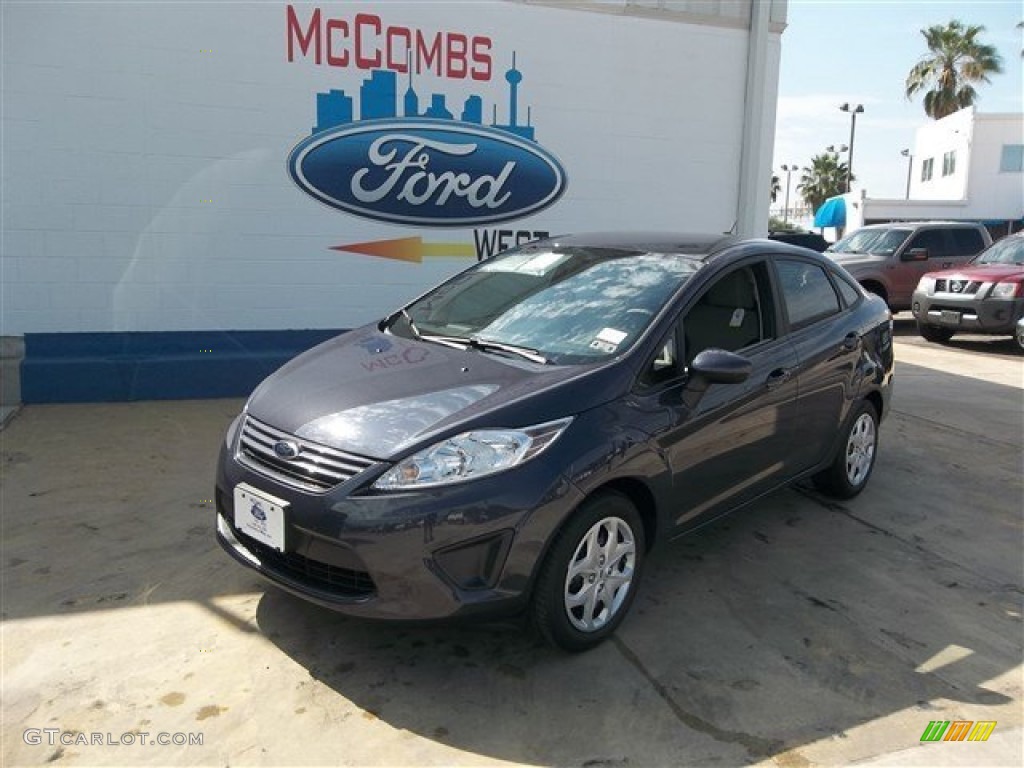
814,196,846,228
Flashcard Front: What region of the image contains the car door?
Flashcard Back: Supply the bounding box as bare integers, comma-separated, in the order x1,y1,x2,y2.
632,260,803,532
773,258,863,472
892,228,950,306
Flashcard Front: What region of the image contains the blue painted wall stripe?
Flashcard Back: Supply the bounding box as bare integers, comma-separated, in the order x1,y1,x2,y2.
22,330,345,404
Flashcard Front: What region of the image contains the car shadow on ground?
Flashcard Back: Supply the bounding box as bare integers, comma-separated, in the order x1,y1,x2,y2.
891,314,1020,356
257,470,1019,765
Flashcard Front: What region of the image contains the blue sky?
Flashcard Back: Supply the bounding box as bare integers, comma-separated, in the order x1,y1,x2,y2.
773,0,1023,201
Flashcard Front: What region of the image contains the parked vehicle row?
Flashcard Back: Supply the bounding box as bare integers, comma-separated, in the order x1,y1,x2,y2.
825,221,991,311
826,222,1022,351
911,232,1024,351
216,233,895,651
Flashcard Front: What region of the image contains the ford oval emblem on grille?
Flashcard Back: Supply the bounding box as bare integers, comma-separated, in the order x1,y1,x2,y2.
273,440,301,460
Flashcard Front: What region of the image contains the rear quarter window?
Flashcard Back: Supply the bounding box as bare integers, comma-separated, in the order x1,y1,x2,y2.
951,228,985,254
833,272,862,307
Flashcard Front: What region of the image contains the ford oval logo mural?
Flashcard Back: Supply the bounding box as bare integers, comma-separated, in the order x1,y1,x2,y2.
288,119,566,227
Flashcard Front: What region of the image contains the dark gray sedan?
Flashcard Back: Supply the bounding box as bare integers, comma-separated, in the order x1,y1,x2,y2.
216,233,894,651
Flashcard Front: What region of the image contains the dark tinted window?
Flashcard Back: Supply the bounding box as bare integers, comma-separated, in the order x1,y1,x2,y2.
777,260,841,329
833,272,862,307
906,229,949,257
950,228,984,254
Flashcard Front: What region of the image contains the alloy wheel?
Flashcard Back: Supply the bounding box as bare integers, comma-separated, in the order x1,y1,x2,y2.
563,516,636,632
845,412,876,487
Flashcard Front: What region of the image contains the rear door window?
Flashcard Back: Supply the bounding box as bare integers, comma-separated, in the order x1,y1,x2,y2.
950,228,985,255
776,260,841,330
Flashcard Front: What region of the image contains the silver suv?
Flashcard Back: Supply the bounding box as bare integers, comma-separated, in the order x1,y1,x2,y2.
825,222,991,311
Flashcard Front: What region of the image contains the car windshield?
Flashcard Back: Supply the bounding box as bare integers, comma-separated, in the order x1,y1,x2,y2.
974,236,1024,265
829,228,911,256
390,246,702,365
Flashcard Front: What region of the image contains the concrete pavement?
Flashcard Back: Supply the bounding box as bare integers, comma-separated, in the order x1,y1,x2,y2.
2,331,1021,766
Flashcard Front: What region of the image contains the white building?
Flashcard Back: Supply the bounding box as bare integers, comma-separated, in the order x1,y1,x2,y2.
1,0,789,405
846,107,1024,235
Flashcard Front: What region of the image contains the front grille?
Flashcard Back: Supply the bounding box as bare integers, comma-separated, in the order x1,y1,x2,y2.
233,523,376,597
237,416,376,492
935,278,981,296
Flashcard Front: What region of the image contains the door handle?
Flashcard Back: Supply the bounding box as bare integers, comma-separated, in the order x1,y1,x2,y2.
765,368,792,390
941,261,953,268
841,333,859,352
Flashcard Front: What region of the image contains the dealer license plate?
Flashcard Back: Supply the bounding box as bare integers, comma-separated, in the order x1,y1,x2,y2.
939,310,961,326
234,483,287,552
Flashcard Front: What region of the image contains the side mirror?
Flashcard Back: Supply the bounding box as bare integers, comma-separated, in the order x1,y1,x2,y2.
683,349,752,409
901,247,928,261
690,348,752,384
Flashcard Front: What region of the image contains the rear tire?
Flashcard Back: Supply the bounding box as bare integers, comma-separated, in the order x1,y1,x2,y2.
917,322,954,344
813,400,879,499
532,492,645,653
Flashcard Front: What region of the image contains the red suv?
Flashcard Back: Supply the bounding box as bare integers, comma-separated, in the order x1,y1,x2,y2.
911,233,1024,351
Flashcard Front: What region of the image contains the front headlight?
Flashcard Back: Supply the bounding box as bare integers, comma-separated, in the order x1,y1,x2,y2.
225,413,243,449
373,417,573,490
916,276,935,294
990,281,1022,299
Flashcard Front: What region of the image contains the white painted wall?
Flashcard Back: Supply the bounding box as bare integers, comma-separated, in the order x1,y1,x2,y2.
1,1,782,335
907,107,973,201
967,113,1024,220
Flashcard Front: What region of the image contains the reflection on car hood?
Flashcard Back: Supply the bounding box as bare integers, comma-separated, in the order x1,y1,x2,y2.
245,325,618,460
826,252,887,266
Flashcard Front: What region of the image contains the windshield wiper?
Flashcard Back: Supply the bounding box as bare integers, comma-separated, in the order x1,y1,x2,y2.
470,337,549,365
417,332,475,351
416,333,549,364
385,314,549,363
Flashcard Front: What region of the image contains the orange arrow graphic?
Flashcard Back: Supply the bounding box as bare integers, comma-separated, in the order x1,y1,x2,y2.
330,237,477,263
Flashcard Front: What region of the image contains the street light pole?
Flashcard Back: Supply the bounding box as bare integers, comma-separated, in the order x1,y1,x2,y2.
839,103,864,192
901,148,913,199
781,163,797,224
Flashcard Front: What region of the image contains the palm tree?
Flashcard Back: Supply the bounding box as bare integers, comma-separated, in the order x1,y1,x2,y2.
770,174,781,204
905,20,1004,119
798,152,851,213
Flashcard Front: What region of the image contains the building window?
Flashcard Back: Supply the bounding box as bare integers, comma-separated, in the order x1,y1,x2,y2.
921,157,935,182
942,150,956,177
1000,144,1024,172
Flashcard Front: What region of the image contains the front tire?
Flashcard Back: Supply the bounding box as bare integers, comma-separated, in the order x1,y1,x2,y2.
1014,322,1024,353
917,322,954,343
532,492,645,652
813,401,879,499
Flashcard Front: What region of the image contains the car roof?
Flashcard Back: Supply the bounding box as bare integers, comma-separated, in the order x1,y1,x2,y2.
857,221,983,229
535,231,738,258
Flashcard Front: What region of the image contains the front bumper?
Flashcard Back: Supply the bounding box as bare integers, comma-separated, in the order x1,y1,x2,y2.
911,290,1024,335
215,434,584,622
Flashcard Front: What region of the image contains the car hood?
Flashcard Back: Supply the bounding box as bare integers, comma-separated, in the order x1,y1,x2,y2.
925,264,1024,281
825,252,887,269
245,325,623,460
